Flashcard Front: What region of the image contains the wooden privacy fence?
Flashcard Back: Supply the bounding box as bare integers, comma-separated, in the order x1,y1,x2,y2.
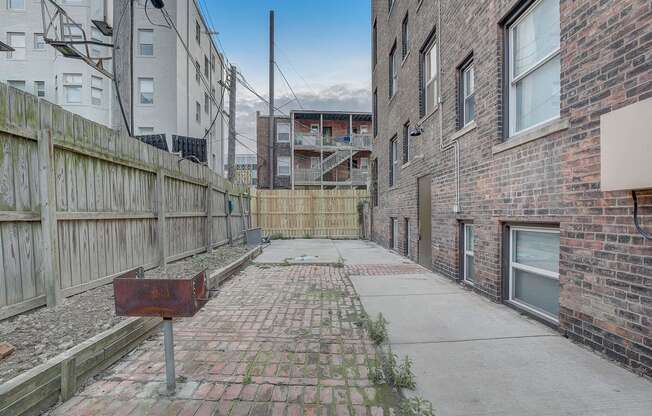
251,189,368,239
0,83,251,320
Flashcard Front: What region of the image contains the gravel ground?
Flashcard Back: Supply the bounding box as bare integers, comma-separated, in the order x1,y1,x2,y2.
144,244,250,279
0,244,251,384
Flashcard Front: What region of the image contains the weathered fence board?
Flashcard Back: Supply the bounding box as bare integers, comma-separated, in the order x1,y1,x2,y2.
251,189,368,238
0,83,250,320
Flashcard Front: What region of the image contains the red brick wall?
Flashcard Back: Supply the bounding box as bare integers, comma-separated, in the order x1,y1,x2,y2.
371,0,651,376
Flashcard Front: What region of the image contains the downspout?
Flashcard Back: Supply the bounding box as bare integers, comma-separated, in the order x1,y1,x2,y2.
438,0,461,213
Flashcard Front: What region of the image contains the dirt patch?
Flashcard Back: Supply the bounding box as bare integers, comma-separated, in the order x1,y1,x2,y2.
144,244,251,279
0,244,251,384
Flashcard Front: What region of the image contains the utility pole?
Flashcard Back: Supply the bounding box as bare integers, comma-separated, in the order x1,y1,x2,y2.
227,65,237,182
268,10,275,189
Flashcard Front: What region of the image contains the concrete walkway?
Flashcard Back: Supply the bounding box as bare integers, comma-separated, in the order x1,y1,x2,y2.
324,240,652,416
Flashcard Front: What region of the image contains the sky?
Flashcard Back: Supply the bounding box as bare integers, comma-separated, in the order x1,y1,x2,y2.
201,0,373,154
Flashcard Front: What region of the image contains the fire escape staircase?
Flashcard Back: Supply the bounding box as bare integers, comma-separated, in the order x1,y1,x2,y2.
309,148,358,181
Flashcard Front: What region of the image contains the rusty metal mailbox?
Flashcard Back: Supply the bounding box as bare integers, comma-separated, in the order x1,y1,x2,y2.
113,267,208,318
112,267,210,394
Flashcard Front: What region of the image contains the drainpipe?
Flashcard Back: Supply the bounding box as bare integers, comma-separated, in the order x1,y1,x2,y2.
438,0,461,213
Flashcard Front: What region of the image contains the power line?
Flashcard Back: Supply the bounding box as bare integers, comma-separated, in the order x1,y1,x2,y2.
275,61,304,109
274,42,320,97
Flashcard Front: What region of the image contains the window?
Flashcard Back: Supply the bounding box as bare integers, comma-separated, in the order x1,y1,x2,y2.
91,76,103,105
195,20,200,44
138,127,154,134
372,20,377,68
402,121,410,163
63,73,82,103
310,157,320,169
390,218,398,250
138,78,154,104
401,13,409,59
371,159,378,207
463,224,475,283
204,55,209,78
195,61,201,83
277,122,290,142
421,35,438,116
460,60,476,126
277,156,290,176
360,157,369,170
507,0,560,136
372,89,378,137
33,33,45,50
389,136,398,187
91,28,103,57
211,53,215,71
204,92,209,114
196,101,201,123
34,81,45,97
404,218,411,257
508,226,560,322
7,80,25,91
138,29,153,56
7,0,24,10
7,32,25,60
389,42,398,98
310,123,319,134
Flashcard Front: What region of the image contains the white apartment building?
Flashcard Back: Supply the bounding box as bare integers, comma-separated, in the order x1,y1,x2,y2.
0,0,225,175
0,0,113,125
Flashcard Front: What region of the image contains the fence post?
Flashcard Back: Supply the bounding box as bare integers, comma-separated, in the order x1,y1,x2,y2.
205,169,213,252
156,169,168,268
239,192,246,236
60,356,76,401
225,191,232,244
38,128,61,307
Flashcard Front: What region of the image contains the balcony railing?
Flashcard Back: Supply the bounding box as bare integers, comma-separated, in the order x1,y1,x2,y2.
294,167,369,186
294,133,372,150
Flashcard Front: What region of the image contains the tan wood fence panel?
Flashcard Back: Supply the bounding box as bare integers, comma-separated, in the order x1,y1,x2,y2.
0,83,251,320
251,189,368,238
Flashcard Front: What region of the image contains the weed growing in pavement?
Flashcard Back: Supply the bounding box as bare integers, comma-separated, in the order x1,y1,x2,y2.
367,346,416,390
399,397,435,415
367,313,388,345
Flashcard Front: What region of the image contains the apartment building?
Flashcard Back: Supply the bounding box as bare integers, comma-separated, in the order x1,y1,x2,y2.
129,0,226,174
0,0,225,175
371,0,651,376
0,0,113,125
231,153,258,187
256,110,372,189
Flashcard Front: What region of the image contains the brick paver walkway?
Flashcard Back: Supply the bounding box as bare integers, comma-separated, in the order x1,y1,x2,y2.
52,265,399,415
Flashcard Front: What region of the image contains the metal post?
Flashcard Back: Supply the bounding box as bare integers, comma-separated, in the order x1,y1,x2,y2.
227,65,237,181
163,318,176,394
268,10,275,189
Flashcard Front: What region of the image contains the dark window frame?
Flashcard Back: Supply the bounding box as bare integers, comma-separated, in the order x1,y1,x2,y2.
389,40,398,99
401,12,409,59
373,89,378,137
389,135,398,187
402,121,410,164
372,19,377,69
419,27,438,118
457,53,475,129
404,217,410,257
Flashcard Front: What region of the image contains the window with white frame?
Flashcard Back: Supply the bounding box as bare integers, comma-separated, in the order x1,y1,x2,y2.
507,0,560,136
34,33,45,50
360,157,369,170
391,218,398,251
277,156,290,176
310,157,320,170
196,101,201,123
277,122,290,142
7,0,24,10
7,80,25,91
138,78,154,104
204,55,209,78
204,93,209,114
7,32,25,60
422,36,438,116
63,73,82,103
310,124,319,134
195,20,201,43
91,76,103,105
461,60,475,126
389,136,398,187
34,81,45,97
463,224,475,283
138,29,153,56
508,226,560,322
389,42,398,98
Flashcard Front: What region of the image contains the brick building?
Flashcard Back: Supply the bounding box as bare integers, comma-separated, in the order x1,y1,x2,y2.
371,0,651,376
256,110,372,189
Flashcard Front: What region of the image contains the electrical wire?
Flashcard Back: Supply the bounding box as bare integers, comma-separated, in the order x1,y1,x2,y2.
144,0,170,28
275,61,304,109
274,42,320,97
632,191,652,241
